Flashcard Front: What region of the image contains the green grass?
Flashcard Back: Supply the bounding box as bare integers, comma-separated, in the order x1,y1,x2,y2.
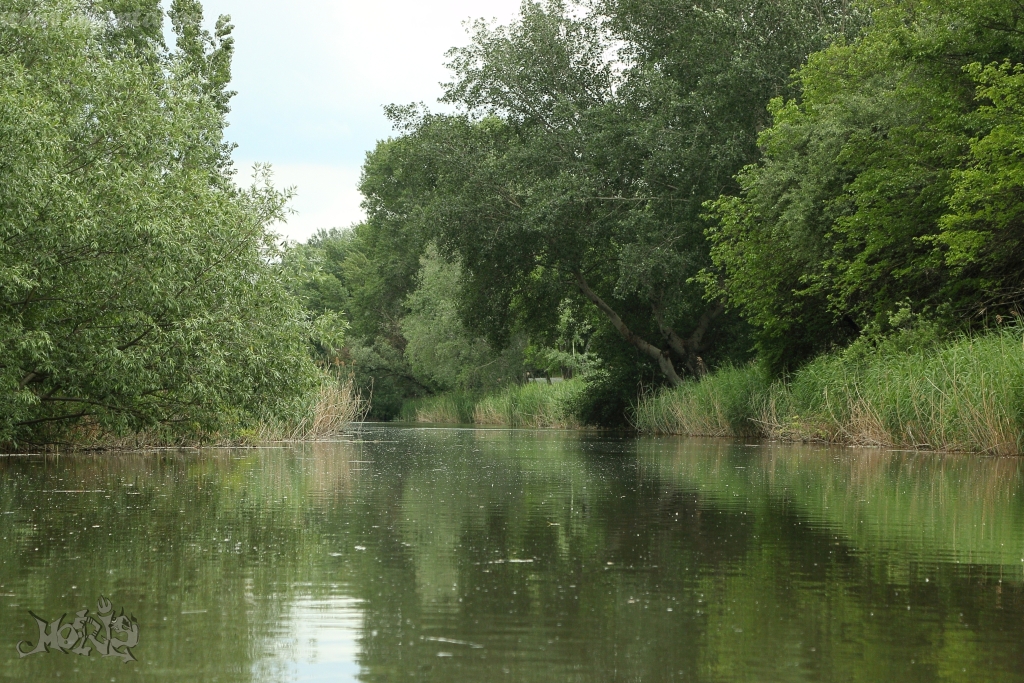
399,390,478,425
634,364,771,438
399,380,584,429
635,327,1024,455
474,381,584,428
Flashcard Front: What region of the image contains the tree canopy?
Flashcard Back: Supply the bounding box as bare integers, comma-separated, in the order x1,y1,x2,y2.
44,0,1019,431
320,0,1024,423
706,0,1024,371
0,0,324,446
355,0,855,396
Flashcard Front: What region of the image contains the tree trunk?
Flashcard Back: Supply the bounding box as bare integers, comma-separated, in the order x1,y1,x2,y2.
653,301,725,377
653,306,690,359
574,272,683,387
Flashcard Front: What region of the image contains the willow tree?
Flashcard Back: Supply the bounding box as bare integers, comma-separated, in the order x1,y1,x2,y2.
361,0,854,387
0,0,319,446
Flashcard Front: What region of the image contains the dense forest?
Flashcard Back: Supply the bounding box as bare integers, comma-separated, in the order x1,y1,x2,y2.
289,0,1024,433
5,0,1024,448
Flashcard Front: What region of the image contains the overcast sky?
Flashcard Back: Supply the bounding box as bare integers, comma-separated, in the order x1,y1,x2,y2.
187,0,524,242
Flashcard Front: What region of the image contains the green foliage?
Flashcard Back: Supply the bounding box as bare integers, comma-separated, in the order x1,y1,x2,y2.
402,380,585,429
281,228,355,320
283,229,531,420
637,326,1024,455
290,0,1024,432
87,0,166,53
402,249,526,391
356,136,438,341
0,0,320,446
168,0,235,114
345,342,425,422
939,61,1024,312
281,227,417,420
563,325,661,428
706,0,1024,372
358,0,850,419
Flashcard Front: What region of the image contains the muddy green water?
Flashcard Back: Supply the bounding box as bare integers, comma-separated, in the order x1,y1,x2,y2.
2,427,1024,682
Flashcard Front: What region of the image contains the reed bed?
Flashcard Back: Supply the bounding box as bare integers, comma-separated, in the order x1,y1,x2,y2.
634,364,769,437
635,328,1024,455
473,381,582,429
400,391,478,424
260,376,368,442
401,380,583,429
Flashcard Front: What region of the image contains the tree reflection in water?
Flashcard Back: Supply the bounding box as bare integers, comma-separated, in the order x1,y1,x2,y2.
1,429,1022,682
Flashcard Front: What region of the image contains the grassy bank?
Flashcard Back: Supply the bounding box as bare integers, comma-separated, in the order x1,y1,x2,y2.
401,380,584,429
634,364,772,438
635,328,1024,455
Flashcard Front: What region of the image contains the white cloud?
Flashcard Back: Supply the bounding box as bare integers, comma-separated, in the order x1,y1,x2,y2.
240,162,365,243
178,0,524,243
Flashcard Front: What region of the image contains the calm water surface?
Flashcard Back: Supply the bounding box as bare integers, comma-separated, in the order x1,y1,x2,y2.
2,427,1023,681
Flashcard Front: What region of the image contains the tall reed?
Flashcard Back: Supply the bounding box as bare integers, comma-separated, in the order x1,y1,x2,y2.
636,328,1024,455
634,364,770,437
258,375,368,441
400,380,583,429
400,391,478,424
765,328,1024,454
474,381,583,429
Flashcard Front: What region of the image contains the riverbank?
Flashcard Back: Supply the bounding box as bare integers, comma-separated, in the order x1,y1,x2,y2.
400,380,584,429
636,328,1024,456
25,377,369,453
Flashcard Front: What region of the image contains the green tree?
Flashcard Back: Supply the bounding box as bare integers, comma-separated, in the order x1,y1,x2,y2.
0,0,320,446
402,248,526,391
283,229,528,418
281,226,431,420
706,0,1024,372
363,0,850,393
940,61,1024,313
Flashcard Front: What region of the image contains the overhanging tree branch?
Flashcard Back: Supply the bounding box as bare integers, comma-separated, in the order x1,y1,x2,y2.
654,300,725,376
574,271,682,386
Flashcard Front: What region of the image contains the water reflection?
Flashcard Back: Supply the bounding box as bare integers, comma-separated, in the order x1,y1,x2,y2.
0,429,1023,681
280,598,362,683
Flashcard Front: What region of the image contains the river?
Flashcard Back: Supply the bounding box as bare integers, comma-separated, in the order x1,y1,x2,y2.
1,426,1023,681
